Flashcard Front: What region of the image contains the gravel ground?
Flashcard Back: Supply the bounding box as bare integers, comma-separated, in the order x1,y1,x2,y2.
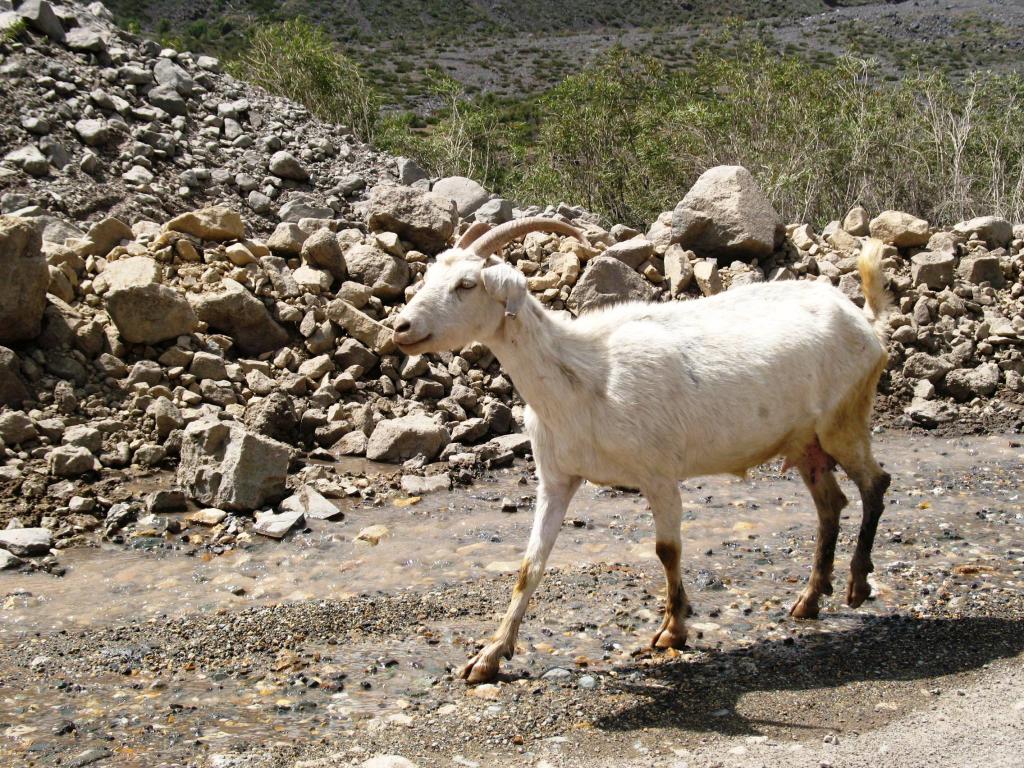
2,429,1023,768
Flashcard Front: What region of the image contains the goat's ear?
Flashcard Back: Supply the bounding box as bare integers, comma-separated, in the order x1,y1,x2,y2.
481,262,527,318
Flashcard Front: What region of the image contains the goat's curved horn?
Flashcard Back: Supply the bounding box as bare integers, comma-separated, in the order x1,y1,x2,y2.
455,221,492,249
470,217,589,258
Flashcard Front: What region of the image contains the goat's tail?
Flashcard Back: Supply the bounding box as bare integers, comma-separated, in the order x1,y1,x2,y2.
858,237,894,345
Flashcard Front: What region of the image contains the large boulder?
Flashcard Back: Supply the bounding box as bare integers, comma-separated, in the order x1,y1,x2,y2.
0,216,49,343
0,528,52,557
868,211,930,247
0,346,29,407
367,186,457,254
345,244,410,300
953,216,1012,248
567,256,655,313
672,166,783,261
101,257,197,344
177,419,291,511
432,176,490,217
366,414,450,463
189,279,289,355
165,206,245,241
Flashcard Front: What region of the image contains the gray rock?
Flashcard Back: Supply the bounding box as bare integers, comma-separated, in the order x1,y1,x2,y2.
366,414,450,463
0,548,22,569
944,363,1000,401
0,346,29,407
693,260,723,296
153,58,194,96
400,473,451,495
842,206,870,236
0,410,36,445
4,145,49,176
278,197,333,222
73,119,112,147
397,156,427,185
269,151,309,182
958,254,1004,287
567,256,655,313
279,485,342,520
432,176,490,217
254,508,304,539
602,237,654,270
0,216,48,343
672,165,782,261
910,252,955,290
147,85,188,116
474,198,514,225
367,185,457,254
16,0,64,43
345,243,409,300
48,445,99,477
903,353,953,383
325,300,396,353
177,419,291,511
0,527,51,556
953,216,1012,247
103,257,197,344
905,398,957,428
300,229,347,280
189,279,289,355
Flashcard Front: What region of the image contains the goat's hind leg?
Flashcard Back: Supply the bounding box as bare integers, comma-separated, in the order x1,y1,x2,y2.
645,481,689,649
461,471,580,684
790,438,848,620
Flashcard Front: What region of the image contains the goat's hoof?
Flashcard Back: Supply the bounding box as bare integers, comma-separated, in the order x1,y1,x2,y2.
460,647,503,684
651,626,688,650
846,577,872,609
789,594,821,620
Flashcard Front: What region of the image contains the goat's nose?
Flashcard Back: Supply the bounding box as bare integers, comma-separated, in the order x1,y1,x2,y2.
394,318,411,334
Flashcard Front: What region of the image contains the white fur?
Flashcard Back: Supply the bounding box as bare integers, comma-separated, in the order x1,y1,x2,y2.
393,246,888,682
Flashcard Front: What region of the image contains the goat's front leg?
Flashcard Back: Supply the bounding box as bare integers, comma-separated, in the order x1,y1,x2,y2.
461,470,580,684
645,481,689,650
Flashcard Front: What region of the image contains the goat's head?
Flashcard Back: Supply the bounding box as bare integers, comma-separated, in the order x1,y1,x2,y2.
393,217,588,354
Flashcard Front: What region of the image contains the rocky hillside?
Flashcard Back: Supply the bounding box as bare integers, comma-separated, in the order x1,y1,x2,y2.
1,1,1023,573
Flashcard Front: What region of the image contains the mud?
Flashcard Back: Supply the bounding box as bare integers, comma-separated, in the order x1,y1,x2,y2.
2,429,1023,767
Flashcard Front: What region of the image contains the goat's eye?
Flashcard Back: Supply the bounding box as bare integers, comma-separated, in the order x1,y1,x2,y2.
456,278,476,291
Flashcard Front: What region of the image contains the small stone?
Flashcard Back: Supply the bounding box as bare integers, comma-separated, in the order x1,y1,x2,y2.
356,524,389,545
0,527,52,557
269,151,309,182
254,508,304,539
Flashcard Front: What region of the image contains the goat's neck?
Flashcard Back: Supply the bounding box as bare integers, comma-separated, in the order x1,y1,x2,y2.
486,296,603,425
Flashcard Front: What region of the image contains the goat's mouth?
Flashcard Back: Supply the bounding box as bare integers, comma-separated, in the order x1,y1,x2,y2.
394,332,432,352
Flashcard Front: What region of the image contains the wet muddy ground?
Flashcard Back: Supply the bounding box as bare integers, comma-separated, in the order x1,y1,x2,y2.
2,429,1023,768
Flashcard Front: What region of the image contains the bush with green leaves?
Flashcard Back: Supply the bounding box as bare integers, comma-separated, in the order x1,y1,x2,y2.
229,18,380,141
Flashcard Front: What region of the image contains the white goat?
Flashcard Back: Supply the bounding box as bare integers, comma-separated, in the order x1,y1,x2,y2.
394,218,892,684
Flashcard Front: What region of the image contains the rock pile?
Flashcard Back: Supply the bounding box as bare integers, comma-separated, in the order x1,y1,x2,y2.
1,1,1023,570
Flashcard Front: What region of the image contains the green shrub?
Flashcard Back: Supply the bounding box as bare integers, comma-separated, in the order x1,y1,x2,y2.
229,18,380,140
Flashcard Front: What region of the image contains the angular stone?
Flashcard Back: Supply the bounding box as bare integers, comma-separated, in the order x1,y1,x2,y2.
153,58,194,96
910,252,955,290
325,300,396,353
944,363,1000,401
48,445,99,477
103,257,197,344
254,508,304,539
869,211,930,247
366,414,450,462
400,473,451,495
165,206,245,241
903,353,953,383
842,206,870,236
0,527,51,557
474,198,513,225
17,1,64,42
4,145,49,176
177,419,290,511
76,217,132,258
567,256,654,313
300,229,347,280
693,260,722,296
367,186,457,254
147,84,187,116
663,244,693,296
189,279,289,355
0,346,29,407
673,165,782,261
345,244,409,300
432,176,489,217
279,485,342,520
269,151,309,182
953,216,1012,247
0,216,48,343
602,237,654,270
958,254,1004,288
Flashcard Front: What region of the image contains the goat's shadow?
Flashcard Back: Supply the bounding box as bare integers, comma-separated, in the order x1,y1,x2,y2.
587,613,1024,736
